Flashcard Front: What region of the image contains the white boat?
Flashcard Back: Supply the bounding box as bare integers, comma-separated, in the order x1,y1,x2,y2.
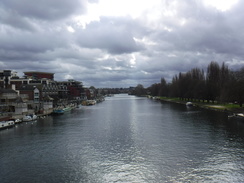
236,113,244,118
0,120,15,130
22,114,37,122
235,113,244,120
14,119,22,124
186,102,193,106
228,113,244,121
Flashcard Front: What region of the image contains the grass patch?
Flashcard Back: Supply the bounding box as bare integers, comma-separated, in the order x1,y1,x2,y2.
157,96,243,112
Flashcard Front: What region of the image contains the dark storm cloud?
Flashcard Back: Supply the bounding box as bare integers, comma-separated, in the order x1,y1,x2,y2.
0,0,243,87
0,0,86,21
0,26,71,65
144,0,244,73
0,31,66,53
0,9,36,31
76,17,145,54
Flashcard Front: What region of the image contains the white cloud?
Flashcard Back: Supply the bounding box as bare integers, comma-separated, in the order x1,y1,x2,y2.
203,0,239,11
67,26,75,33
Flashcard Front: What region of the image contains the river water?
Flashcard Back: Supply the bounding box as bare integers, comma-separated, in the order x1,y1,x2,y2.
1,94,244,183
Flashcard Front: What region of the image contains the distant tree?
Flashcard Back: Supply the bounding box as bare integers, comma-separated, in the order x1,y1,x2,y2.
152,61,244,106
169,75,179,98
135,84,147,96
176,73,184,99
232,67,244,107
219,62,231,102
188,68,205,101
89,86,96,90
177,72,191,100
159,78,169,97
206,61,220,103
148,83,161,96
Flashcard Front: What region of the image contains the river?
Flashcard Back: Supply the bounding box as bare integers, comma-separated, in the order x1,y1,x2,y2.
0,94,244,183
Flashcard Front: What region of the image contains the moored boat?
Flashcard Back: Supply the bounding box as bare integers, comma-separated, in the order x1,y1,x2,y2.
53,109,64,114
0,120,15,130
81,100,96,106
228,113,244,121
186,102,193,107
53,104,76,114
22,114,37,122
87,100,96,105
63,107,72,112
14,119,22,124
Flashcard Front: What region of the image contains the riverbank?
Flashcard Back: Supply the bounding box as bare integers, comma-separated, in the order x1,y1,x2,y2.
155,96,244,114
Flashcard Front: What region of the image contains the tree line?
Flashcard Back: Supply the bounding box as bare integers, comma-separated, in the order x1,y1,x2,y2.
133,61,244,107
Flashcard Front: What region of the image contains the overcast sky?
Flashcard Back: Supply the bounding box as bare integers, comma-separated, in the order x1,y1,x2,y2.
0,0,243,88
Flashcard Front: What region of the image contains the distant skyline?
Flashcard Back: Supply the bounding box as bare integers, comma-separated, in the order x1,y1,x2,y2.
0,0,243,88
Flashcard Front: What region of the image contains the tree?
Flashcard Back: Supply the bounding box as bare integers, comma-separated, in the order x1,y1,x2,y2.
232,67,244,107
178,72,187,100
148,83,161,96
219,62,231,102
134,84,146,96
206,61,220,103
159,78,169,97
188,68,205,101
169,75,179,98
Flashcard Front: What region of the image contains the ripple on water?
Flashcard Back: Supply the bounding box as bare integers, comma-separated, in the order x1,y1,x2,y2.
0,95,244,183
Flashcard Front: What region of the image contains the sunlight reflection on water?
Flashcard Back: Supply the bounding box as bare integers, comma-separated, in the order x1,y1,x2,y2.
0,94,244,183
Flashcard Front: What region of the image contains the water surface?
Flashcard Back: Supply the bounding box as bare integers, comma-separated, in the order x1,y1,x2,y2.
1,94,244,182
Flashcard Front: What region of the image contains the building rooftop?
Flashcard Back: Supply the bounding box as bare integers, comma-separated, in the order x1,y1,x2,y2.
24,71,55,74
0,88,17,94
